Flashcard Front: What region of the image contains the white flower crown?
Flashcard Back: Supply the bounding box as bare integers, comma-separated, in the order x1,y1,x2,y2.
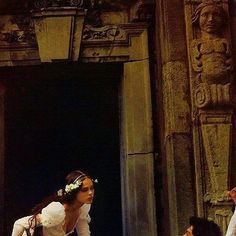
65,180,83,193
57,178,98,196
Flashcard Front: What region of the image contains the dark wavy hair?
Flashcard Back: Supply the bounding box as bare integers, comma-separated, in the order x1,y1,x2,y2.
189,216,222,236
29,170,89,236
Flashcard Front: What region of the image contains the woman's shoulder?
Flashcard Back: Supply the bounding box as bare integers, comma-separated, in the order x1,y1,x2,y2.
79,204,91,220
42,201,64,214
40,201,65,226
80,204,91,213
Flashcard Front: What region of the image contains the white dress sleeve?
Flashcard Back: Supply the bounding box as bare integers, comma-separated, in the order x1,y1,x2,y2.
226,206,236,236
11,202,65,236
39,201,65,227
76,204,91,236
11,216,34,236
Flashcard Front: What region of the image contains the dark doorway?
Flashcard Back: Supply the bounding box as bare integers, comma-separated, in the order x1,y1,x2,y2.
3,63,123,236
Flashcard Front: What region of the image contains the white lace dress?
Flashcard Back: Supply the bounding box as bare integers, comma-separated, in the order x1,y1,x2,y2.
11,202,91,236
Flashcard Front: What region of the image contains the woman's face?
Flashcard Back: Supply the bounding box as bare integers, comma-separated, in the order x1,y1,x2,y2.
199,5,224,33
228,187,236,204
76,178,95,204
183,226,193,236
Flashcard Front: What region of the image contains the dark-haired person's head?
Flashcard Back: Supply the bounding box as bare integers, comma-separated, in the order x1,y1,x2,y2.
183,216,222,236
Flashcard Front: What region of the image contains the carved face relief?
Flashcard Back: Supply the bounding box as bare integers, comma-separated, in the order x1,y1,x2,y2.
199,6,224,34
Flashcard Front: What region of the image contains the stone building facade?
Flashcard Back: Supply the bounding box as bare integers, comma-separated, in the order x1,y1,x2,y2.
0,0,235,235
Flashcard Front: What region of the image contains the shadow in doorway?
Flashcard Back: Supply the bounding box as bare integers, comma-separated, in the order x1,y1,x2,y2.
4,63,123,236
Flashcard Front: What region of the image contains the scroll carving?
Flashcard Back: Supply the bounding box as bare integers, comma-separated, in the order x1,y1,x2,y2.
191,0,233,108
0,15,36,45
83,25,121,40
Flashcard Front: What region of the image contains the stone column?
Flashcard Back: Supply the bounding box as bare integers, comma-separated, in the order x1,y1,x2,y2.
185,0,234,234
155,0,195,235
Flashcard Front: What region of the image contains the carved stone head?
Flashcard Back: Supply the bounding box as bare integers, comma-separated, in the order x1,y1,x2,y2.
192,1,227,34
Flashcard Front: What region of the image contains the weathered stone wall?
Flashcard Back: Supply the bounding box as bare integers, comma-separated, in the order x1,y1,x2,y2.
155,0,195,235
155,0,236,235
0,0,236,235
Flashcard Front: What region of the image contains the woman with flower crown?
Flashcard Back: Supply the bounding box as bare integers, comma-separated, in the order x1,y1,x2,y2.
11,170,97,236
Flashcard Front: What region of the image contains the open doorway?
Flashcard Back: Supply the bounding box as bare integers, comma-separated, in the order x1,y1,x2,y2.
3,63,123,235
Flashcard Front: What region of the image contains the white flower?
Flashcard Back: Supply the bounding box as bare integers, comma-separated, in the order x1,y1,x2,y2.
94,179,98,183
57,189,63,196
65,180,82,193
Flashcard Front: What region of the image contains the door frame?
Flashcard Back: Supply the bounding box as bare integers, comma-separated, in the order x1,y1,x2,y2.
0,22,157,236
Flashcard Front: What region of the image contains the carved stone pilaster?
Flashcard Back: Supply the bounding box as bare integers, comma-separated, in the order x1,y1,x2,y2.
185,0,234,234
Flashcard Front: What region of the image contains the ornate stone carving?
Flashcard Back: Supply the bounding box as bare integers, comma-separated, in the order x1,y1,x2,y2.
0,15,36,45
130,0,155,22
191,0,233,108
82,23,148,47
83,24,120,40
